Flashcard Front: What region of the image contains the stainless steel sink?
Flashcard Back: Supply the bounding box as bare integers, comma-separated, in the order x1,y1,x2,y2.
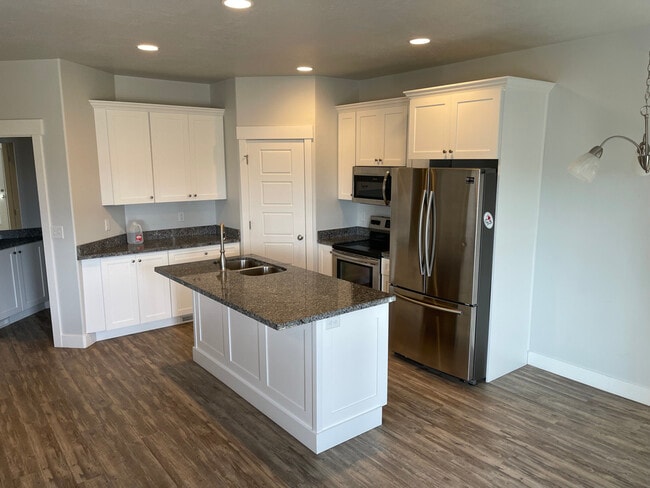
238,265,286,276
225,257,266,270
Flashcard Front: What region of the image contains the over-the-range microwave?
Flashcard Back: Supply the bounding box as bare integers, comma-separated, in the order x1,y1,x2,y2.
352,166,395,206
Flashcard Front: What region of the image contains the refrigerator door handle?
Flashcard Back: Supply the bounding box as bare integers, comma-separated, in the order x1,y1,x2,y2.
417,189,427,275
424,189,434,276
393,291,462,315
427,190,436,277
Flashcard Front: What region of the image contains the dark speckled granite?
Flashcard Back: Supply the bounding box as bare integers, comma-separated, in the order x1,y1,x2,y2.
0,228,43,250
155,255,394,330
317,226,369,245
77,225,239,260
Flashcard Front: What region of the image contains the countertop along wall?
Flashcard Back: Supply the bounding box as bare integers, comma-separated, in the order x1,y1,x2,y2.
357,26,650,404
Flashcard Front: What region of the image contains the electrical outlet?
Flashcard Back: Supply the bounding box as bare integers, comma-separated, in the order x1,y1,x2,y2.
177,212,184,222
104,219,111,231
52,225,64,239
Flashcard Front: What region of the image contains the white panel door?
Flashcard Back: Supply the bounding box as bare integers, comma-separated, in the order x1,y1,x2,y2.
227,308,262,385
356,109,381,166
169,246,220,317
451,87,502,159
101,256,140,330
407,94,451,160
17,241,47,309
337,111,355,200
381,106,408,166
189,114,227,200
195,293,227,364
247,141,306,267
0,247,21,320
150,112,191,202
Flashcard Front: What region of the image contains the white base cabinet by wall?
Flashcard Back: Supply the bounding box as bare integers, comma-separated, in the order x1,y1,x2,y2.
0,241,48,328
90,101,226,205
168,242,240,317
317,244,332,276
193,293,388,454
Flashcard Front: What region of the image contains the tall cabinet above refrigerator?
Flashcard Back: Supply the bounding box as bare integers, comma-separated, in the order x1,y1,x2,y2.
389,166,497,384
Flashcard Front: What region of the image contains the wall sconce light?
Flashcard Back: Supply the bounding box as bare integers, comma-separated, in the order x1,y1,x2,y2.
569,51,650,182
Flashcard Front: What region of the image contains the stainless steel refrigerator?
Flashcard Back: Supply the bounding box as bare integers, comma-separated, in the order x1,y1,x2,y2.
389,167,497,384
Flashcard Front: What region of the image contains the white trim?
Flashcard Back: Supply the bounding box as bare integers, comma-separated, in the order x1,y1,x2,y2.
237,126,316,269
404,76,555,98
0,119,63,348
528,352,650,406
94,317,186,341
89,100,224,116
59,333,96,349
236,125,313,140
336,97,408,112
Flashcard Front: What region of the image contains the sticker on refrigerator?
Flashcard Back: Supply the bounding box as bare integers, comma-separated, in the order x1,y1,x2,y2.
483,212,494,229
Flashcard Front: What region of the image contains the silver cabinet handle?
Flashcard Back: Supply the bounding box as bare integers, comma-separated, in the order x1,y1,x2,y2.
381,170,390,206
394,291,462,315
297,234,304,241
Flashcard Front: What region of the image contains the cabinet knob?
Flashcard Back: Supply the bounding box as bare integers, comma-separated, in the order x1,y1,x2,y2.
442,150,447,154
188,194,192,197
204,252,208,255
138,259,142,263
449,149,453,154
150,196,154,199
18,250,22,254
12,251,17,255
297,234,304,241
131,259,136,263
193,194,197,197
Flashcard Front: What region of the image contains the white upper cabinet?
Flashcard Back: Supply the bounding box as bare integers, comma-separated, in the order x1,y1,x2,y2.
355,100,408,166
91,101,226,205
336,111,355,200
406,83,502,160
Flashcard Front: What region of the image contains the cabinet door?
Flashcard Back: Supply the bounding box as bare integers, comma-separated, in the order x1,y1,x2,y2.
106,109,155,204
450,87,502,159
380,105,407,166
150,112,192,202
337,111,355,199
318,244,332,276
0,247,21,320
17,241,47,309
189,114,227,200
136,252,172,324
194,293,227,364
407,94,451,160
169,246,220,317
101,256,140,330
356,109,382,166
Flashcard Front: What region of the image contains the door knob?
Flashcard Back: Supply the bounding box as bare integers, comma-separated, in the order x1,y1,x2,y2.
297,234,304,241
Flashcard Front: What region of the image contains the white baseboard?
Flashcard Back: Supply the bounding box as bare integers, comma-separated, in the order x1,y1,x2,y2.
59,333,96,348
528,352,650,406
95,316,186,342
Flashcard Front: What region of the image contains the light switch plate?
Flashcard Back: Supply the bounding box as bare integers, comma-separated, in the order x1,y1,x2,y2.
52,225,64,239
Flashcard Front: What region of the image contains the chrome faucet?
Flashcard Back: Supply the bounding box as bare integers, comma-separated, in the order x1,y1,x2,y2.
219,223,227,271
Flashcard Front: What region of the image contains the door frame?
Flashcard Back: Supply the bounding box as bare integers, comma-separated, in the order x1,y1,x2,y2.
237,126,315,271
0,119,63,347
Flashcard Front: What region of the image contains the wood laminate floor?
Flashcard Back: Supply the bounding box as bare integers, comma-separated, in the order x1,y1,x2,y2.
1,310,649,487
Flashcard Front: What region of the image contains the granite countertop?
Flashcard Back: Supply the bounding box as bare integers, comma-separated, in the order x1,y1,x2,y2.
0,228,43,251
317,226,390,259
77,225,239,260
155,255,394,330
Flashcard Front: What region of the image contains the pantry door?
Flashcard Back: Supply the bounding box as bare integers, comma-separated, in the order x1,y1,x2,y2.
246,140,307,267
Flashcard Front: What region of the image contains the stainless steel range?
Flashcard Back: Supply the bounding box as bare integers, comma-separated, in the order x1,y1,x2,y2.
331,216,390,291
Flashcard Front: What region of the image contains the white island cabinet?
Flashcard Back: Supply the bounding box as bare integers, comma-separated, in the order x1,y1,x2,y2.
193,292,388,454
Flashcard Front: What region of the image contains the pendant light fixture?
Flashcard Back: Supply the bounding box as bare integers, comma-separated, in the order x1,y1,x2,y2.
569,51,650,182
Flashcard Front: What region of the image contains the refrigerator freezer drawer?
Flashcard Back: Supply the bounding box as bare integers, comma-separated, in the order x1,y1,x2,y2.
389,288,480,383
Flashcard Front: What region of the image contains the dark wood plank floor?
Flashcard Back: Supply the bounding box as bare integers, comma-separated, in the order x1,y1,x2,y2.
1,310,649,487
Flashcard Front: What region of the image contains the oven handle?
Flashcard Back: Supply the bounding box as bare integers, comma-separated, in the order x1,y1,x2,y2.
331,249,381,266
393,291,462,315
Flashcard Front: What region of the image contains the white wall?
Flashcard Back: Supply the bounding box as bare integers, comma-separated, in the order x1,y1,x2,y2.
359,27,650,402
59,60,121,244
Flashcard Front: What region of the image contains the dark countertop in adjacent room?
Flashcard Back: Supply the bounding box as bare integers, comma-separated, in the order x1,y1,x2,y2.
0,228,43,251
155,255,394,330
77,225,240,260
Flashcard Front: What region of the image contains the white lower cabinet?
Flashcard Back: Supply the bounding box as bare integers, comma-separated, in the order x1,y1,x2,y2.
101,252,171,330
168,242,239,318
0,241,48,326
317,244,332,276
193,293,388,453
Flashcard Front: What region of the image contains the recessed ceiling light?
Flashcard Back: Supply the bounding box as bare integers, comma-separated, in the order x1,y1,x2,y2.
223,0,252,9
409,38,431,46
297,66,313,73
137,44,159,52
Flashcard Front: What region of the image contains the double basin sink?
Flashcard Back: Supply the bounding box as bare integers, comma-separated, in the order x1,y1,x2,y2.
220,257,286,276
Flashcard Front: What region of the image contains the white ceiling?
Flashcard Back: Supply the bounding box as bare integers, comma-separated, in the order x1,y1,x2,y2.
3,0,650,83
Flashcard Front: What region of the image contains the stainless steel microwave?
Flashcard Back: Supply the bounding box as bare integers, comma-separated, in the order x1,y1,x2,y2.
352,166,394,206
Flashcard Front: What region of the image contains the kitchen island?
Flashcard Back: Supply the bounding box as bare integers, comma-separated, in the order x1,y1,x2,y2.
155,256,394,454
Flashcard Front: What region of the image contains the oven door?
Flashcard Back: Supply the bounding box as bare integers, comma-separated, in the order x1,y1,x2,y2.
331,250,381,290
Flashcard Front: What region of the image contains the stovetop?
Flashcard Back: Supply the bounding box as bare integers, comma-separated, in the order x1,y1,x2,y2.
332,216,390,259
